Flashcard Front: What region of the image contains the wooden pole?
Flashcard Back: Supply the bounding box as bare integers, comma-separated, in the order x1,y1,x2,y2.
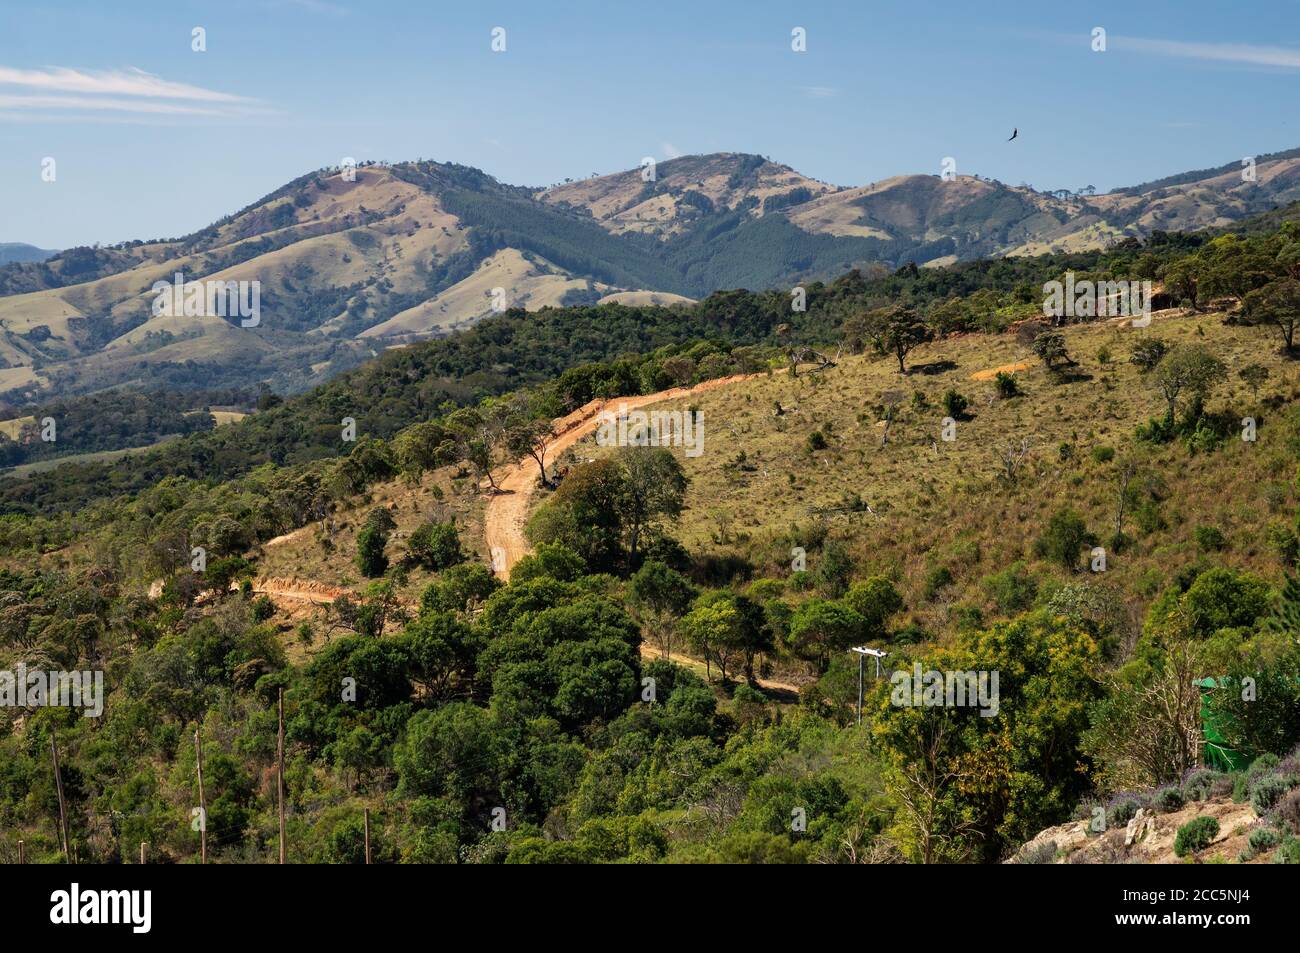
364,808,371,865
50,729,71,864
17,840,23,864
194,728,207,865
277,688,286,865
140,841,147,865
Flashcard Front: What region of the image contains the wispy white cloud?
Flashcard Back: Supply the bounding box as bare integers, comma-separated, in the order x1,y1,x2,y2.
800,85,839,98
0,94,234,116
1111,36,1300,69
0,66,251,102
0,66,267,121
662,142,684,159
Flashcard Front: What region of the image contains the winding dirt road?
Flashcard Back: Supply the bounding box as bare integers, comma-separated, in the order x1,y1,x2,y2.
483,372,767,581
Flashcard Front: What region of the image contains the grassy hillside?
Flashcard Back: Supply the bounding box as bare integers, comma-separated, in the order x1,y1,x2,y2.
1,213,1298,866
554,307,1298,644
2,150,1296,408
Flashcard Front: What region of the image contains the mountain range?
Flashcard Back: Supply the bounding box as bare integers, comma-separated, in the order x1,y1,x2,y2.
0,243,58,266
1,147,1298,404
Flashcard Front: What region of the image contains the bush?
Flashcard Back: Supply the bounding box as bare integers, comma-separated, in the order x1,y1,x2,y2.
250,595,275,622
1035,508,1093,570
1251,774,1296,814
1173,816,1219,857
923,565,954,600
1249,827,1281,853
355,525,389,577
993,372,1022,399
1106,797,1142,828
806,430,827,452
942,389,969,419
406,521,464,571
1183,769,1218,802
1154,786,1185,813
1194,525,1226,552
1274,835,1300,864
510,541,586,583
983,561,1038,614
1273,789,1300,834
1091,445,1115,464
1014,840,1057,864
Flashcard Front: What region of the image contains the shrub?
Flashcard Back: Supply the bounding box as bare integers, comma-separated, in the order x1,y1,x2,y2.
1106,797,1142,827
1183,769,1217,802
1091,445,1115,464
355,525,389,577
510,541,586,583
1173,816,1219,857
250,595,275,622
1273,789,1300,834
1134,499,1166,535
1251,774,1296,814
923,565,954,600
983,561,1038,614
1014,840,1057,864
993,372,1022,398
1249,827,1281,853
806,430,827,452
1130,338,1168,372
406,520,464,571
1274,835,1300,864
941,389,968,419
1154,786,1185,813
1035,508,1093,570
1194,526,1226,552
1248,753,1280,776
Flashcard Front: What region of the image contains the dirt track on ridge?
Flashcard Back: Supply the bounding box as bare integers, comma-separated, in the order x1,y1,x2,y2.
482,372,766,581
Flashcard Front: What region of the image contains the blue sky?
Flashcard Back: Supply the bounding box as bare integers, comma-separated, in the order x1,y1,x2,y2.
1,0,1297,248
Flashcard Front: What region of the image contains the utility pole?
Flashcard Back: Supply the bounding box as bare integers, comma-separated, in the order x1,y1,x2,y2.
364,808,371,865
857,651,863,726
50,729,71,864
194,728,207,865
850,646,888,727
277,688,286,865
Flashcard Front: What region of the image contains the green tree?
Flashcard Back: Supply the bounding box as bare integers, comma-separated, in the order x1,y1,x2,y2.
788,599,867,671
628,559,696,659
406,520,464,571
1129,337,1169,372
1152,344,1224,428
356,527,389,578
682,591,771,682
1035,507,1094,570
842,576,904,640
1243,277,1300,353
866,305,933,374
617,447,688,565
1030,329,1070,371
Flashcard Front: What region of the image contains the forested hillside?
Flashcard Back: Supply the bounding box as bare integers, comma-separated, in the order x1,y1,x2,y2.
1,209,1298,865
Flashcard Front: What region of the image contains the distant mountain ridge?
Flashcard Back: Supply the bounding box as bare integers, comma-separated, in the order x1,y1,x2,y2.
0,148,1297,403
0,243,57,266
